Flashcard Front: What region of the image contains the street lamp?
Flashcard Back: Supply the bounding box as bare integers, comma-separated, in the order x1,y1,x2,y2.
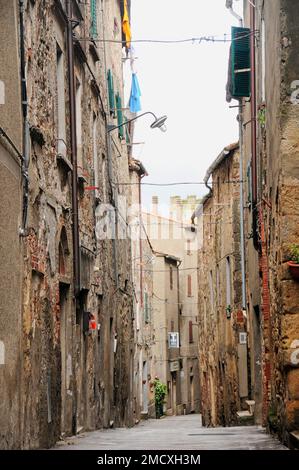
107,111,167,133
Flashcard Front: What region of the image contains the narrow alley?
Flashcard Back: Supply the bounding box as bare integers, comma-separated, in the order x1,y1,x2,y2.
1,0,299,458
55,415,286,450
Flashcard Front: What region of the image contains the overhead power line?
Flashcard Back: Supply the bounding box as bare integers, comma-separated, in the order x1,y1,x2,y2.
113,180,243,186
77,30,258,45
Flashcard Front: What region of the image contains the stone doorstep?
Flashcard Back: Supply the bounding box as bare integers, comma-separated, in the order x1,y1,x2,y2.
237,411,252,418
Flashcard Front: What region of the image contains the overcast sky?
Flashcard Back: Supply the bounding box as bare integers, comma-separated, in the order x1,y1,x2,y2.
126,0,243,212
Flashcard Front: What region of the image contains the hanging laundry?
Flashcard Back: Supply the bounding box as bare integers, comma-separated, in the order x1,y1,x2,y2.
122,0,132,49
129,73,142,113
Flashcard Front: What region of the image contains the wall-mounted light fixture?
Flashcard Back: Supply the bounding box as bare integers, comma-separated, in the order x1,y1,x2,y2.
107,111,168,134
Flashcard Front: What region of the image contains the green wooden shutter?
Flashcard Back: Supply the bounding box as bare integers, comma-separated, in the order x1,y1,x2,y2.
231,27,251,98
107,70,115,116
91,0,98,38
115,93,124,139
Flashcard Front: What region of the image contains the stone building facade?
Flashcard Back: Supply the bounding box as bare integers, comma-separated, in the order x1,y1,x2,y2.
240,0,299,446
143,199,201,416
0,0,134,449
129,159,156,420
195,144,249,426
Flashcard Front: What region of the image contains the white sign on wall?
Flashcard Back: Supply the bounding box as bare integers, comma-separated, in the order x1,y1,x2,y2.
168,332,179,348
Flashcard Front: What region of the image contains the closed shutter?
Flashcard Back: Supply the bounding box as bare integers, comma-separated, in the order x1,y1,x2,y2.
91,0,98,38
115,93,124,139
107,70,115,116
231,27,251,98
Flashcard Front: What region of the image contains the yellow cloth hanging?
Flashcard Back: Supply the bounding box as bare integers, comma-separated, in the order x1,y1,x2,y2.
123,0,132,49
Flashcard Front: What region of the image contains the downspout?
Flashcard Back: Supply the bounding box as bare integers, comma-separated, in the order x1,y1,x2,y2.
66,0,80,296
19,0,30,234
225,0,243,26
226,0,247,311
250,2,258,249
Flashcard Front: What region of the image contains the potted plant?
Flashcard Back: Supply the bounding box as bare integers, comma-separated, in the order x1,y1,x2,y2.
153,378,167,419
287,244,299,281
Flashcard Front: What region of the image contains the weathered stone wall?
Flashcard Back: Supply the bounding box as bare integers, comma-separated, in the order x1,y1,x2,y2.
265,0,299,442
197,147,244,427
0,0,134,448
0,0,24,449
243,0,299,444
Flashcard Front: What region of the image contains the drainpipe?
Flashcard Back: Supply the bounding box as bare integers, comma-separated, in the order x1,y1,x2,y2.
19,0,30,234
250,2,258,250
66,0,80,296
225,0,243,26
226,0,247,311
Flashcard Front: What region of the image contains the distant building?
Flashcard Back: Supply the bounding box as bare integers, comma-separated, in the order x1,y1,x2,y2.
143,196,201,416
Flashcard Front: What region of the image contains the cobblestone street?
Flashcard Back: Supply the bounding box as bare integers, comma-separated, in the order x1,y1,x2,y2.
55,415,287,450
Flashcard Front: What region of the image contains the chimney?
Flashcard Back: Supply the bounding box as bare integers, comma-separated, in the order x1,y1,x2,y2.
151,196,159,215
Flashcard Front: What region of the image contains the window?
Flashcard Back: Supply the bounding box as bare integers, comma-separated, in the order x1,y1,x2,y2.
189,321,193,343
209,270,214,313
92,114,99,197
56,44,66,157
226,257,232,308
75,77,83,170
101,154,107,202
90,0,98,38
144,292,150,323
169,266,173,290
187,275,192,297
216,265,220,307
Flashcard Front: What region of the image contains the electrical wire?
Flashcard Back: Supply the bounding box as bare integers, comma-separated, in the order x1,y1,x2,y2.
113,180,243,186
76,30,258,45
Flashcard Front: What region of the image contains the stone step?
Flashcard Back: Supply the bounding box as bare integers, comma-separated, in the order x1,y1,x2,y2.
245,400,255,415
237,410,252,418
